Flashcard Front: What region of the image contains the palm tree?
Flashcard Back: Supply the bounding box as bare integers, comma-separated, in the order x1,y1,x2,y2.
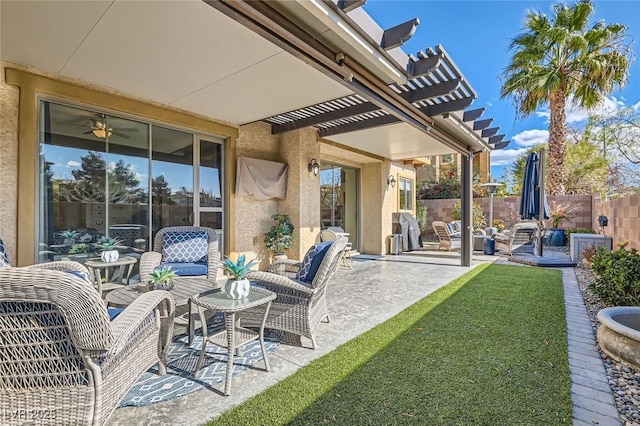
500,0,632,195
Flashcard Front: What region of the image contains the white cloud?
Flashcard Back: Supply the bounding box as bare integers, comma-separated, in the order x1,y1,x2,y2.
65,160,80,168
490,148,529,166
512,129,548,147
535,95,625,124
486,101,493,107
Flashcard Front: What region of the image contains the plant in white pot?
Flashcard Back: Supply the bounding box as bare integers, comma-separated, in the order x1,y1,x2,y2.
95,237,123,263
219,254,258,299
149,266,177,291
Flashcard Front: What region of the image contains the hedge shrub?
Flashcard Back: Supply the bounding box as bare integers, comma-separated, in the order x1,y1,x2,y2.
590,245,640,306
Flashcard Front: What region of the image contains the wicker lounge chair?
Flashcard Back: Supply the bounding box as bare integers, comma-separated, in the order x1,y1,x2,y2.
493,222,539,255
0,262,175,426
240,237,348,349
139,226,222,283
432,221,462,251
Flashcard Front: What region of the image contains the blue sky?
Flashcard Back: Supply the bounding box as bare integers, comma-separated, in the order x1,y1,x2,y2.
363,0,640,179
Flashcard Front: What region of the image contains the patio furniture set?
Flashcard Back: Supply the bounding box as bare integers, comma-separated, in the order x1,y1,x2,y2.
0,229,348,425
432,220,539,256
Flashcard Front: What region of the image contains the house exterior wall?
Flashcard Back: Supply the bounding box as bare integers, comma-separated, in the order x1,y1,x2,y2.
2,65,238,266
1,64,412,266
0,62,19,263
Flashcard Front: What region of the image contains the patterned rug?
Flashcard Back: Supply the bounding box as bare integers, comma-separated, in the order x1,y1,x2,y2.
119,314,280,407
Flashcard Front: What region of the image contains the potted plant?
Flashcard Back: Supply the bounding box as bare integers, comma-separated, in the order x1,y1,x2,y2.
263,213,294,260
68,243,89,258
548,201,578,246
58,229,80,247
219,254,258,299
95,236,123,263
149,266,177,291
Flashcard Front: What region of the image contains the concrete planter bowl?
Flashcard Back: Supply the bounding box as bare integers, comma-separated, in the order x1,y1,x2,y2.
597,306,640,371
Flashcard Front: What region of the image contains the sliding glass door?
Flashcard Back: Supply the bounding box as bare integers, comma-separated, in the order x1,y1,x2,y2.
319,163,359,250
37,99,225,263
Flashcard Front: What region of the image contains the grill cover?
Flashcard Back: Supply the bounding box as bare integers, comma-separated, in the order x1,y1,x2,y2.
392,213,422,251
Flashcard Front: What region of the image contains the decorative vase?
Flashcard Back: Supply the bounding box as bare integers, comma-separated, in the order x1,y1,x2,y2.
225,278,250,299
150,280,174,291
100,250,120,263
549,229,567,246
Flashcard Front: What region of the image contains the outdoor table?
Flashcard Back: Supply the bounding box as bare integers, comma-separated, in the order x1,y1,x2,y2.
190,287,275,396
84,256,138,295
106,277,225,339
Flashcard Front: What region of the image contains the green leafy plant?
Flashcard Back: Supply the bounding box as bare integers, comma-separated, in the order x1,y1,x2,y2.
95,236,123,251
493,218,506,231
564,228,595,239
149,266,177,285
58,229,80,244
452,200,487,231
68,243,88,254
220,254,258,280
416,204,428,235
590,244,640,306
264,214,294,255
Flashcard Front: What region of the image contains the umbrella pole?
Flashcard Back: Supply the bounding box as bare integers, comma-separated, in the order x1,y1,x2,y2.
537,149,546,257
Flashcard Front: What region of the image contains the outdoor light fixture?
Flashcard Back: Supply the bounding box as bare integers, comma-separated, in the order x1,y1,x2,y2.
598,215,609,227
387,175,397,188
308,158,320,176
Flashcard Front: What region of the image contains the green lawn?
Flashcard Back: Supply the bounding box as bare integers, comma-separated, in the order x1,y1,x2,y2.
209,264,572,425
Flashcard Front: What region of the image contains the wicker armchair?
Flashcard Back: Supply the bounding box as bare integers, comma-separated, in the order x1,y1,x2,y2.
0,263,175,426
139,226,222,284
240,237,348,349
432,221,461,251
493,222,539,255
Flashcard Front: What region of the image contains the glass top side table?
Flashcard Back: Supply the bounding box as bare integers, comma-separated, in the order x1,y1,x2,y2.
84,255,137,295
190,286,275,396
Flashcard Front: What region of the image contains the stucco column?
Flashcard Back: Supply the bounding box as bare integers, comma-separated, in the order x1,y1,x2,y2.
0,63,19,263
278,128,320,260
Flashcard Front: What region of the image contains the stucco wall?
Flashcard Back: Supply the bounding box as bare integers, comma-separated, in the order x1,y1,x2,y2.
593,193,640,250
278,128,320,260
234,122,280,269
0,62,18,263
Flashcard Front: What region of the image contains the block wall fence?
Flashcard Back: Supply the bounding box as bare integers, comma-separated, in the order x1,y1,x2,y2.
420,193,638,250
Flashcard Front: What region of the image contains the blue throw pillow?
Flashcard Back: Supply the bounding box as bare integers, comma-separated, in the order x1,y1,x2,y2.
301,241,332,284
108,307,124,321
162,232,208,263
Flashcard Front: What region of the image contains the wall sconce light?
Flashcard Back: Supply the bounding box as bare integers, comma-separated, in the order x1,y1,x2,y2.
387,175,396,188
308,158,320,176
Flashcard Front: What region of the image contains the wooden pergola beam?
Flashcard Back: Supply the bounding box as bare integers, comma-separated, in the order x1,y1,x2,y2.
472,118,493,131
381,18,420,50
481,127,499,138
318,114,399,137
463,108,484,122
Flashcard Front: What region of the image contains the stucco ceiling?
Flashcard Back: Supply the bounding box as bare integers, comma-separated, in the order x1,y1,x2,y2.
1,0,463,160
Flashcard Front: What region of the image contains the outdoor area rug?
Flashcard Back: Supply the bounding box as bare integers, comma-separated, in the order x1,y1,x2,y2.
119,314,280,407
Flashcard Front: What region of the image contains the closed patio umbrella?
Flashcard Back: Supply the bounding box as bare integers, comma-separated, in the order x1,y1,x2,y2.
519,150,549,256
